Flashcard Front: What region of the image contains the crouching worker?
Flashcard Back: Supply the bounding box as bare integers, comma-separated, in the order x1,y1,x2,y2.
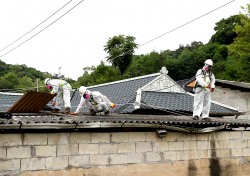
71,86,116,116
44,78,72,114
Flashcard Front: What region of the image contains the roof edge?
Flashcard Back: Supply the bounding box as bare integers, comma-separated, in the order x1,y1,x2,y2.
0,92,24,96
211,100,239,111
88,73,161,88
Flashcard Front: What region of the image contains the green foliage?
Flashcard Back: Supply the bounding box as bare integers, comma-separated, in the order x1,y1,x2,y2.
104,35,138,75
16,76,34,89
73,71,91,88
0,59,53,92
228,15,250,58
210,15,242,45
0,72,19,89
220,56,250,82
224,5,250,82
73,62,121,88
165,46,205,80
124,51,166,77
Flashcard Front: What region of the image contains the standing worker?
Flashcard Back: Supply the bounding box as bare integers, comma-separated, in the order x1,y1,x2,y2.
71,86,116,116
193,59,215,121
44,78,72,114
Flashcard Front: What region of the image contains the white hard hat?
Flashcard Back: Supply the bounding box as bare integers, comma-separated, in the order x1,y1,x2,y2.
79,86,87,95
44,78,50,85
204,59,213,66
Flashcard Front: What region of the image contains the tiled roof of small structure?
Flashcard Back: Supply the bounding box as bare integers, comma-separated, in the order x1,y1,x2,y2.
70,73,160,112
116,91,239,115
216,79,250,91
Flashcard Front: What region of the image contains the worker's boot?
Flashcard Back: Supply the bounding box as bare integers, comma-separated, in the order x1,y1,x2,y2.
51,108,60,113
104,111,110,116
64,107,71,115
89,109,96,116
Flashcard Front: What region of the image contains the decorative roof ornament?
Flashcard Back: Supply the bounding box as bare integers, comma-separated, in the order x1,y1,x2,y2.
160,67,168,75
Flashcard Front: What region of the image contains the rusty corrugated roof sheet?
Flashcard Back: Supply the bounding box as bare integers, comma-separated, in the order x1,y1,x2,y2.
7,91,55,113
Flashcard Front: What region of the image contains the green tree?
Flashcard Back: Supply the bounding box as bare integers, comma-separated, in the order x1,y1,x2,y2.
224,4,250,82
73,70,92,88
74,62,121,87
88,62,121,85
17,76,35,90
228,6,250,58
104,35,138,75
210,15,242,45
125,51,166,77
0,72,19,90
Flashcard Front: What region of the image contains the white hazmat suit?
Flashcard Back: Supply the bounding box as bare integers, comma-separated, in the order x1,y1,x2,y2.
45,79,72,111
75,90,112,115
193,61,215,120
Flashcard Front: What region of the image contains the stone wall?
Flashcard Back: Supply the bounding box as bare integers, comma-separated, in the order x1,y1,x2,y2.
211,85,250,119
1,131,250,176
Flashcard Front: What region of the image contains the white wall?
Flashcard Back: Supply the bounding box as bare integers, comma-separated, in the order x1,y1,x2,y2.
211,86,250,119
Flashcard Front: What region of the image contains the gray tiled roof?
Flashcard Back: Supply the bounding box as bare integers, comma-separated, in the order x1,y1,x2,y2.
0,93,22,112
45,74,159,112
0,73,241,117
70,74,160,112
116,91,238,116
216,79,250,90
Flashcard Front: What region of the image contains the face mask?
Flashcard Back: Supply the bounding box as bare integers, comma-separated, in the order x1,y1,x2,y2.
47,85,52,90
204,65,212,72
83,93,91,100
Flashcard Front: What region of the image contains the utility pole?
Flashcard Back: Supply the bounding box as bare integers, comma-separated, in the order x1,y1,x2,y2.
58,66,62,77
36,78,39,92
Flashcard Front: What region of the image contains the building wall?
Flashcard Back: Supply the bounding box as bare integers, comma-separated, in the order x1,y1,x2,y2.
211,86,250,119
1,131,250,176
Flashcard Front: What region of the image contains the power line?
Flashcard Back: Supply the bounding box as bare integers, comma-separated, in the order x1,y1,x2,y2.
0,0,73,53
0,0,236,79
109,0,236,60
138,0,236,48
0,0,85,58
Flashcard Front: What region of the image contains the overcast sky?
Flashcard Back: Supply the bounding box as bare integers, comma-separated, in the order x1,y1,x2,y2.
0,0,249,80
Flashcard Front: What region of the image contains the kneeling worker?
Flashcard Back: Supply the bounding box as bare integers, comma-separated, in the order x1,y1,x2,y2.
71,86,116,116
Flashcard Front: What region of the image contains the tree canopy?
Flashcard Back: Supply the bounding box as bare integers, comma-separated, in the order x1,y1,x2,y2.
104,35,138,75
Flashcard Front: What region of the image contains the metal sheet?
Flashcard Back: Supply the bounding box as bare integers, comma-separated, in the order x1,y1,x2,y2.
7,91,56,113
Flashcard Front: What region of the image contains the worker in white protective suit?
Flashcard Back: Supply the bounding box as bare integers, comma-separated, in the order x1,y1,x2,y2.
44,78,72,114
71,86,116,116
192,59,215,121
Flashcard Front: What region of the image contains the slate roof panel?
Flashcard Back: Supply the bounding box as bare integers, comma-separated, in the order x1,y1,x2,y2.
88,75,159,104
216,79,250,90
67,74,159,112
142,91,238,114
116,91,239,116
0,93,22,112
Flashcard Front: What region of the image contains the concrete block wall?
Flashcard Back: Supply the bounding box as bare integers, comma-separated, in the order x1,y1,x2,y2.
211,86,250,119
0,131,250,176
